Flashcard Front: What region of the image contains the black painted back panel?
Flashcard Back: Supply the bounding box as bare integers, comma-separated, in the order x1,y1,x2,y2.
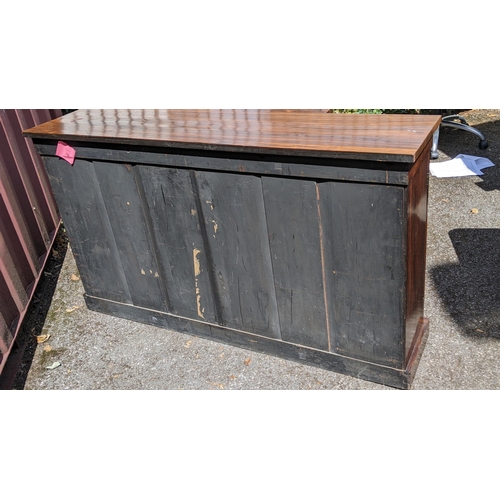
43,155,408,368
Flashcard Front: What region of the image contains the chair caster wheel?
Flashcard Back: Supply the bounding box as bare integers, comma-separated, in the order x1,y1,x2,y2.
479,139,489,150
431,151,439,160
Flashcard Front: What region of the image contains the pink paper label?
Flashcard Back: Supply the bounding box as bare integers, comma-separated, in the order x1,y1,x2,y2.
55,141,76,165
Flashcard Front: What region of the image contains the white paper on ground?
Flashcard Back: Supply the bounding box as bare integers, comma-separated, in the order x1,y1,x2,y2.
430,155,495,178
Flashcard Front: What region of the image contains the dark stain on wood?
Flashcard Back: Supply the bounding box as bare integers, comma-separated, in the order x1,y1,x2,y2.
318,181,406,368
43,156,132,303
92,161,168,311
196,171,281,339
262,176,328,349
138,166,218,323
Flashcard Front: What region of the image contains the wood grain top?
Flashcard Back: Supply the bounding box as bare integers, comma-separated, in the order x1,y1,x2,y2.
24,109,441,162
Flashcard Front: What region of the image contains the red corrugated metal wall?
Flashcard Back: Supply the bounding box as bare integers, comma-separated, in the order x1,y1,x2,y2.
0,109,62,375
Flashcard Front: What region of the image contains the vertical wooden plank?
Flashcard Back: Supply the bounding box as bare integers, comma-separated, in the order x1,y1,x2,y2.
319,181,406,368
43,156,132,304
262,177,329,350
405,140,430,359
137,165,217,323
196,171,281,338
93,161,169,312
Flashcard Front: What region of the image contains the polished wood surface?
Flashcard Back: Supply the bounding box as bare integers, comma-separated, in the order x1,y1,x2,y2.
24,109,441,162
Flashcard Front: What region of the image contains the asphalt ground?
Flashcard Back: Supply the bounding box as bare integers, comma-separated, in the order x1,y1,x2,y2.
10,110,500,390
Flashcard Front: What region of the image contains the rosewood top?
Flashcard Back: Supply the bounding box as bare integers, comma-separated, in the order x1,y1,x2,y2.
24,109,441,162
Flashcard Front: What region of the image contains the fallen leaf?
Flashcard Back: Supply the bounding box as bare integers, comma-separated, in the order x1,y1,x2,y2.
46,362,61,370
471,208,479,214
70,274,80,281
66,306,80,313
244,358,252,366
43,344,53,352
185,340,193,348
36,333,51,343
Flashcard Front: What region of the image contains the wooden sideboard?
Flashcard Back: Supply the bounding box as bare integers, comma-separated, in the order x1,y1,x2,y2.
24,110,441,388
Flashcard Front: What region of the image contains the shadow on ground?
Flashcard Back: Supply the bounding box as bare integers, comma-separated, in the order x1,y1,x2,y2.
0,228,69,390
474,160,500,192
430,228,500,339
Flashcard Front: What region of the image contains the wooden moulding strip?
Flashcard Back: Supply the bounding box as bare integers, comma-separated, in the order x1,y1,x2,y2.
84,294,420,389
32,142,412,186
404,317,430,386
